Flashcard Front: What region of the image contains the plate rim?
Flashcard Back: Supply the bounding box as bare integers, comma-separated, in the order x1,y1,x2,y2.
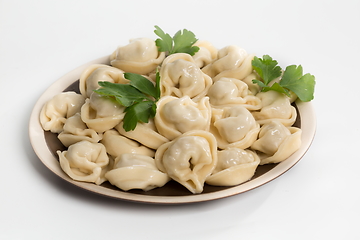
28,55,316,204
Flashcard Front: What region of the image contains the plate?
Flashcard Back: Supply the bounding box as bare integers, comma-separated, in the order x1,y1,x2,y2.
29,55,316,204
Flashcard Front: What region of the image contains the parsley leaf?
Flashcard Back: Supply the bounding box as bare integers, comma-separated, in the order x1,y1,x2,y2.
94,81,147,107
124,72,159,101
154,26,173,53
252,55,282,85
252,55,315,102
123,101,157,131
155,70,161,100
94,71,161,131
154,25,200,56
280,65,315,102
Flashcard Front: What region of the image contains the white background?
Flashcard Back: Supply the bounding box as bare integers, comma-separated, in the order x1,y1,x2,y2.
1,0,359,239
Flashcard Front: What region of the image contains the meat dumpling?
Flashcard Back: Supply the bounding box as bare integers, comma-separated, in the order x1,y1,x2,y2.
251,120,302,165
154,96,211,140
81,93,125,133
155,130,217,194
57,140,110,185
211,106,260,149
110,38,165,75
159,53,213,102
79,64,127,98
192,40,218,69
40,92,85,133
207,77,261,110
58,113,102,147
252,91,297,127
100,129,155,158
105,153,170,191
206,148,260,186
115,119,169,150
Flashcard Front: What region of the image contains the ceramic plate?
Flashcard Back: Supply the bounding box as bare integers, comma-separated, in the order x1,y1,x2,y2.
29,55,316,204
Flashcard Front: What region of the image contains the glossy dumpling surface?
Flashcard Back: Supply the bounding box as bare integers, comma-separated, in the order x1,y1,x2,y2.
211,106,260,149
40,92,85,133
155,130,217,194
252,91,297,126
100,129,155,158
110,38,165,75
154,96,211,140
207,77,261,110
115,119,169,150
57,140,109,185
57,113,102,147
159,53,213,101
79,64,127,98
206,148,260,186
105,153,170,191
251,120,302,164
81,93,125,133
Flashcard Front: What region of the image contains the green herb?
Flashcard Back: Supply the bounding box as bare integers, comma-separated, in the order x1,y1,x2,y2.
94,72,161,131
252,55,315,102
154,25,200,56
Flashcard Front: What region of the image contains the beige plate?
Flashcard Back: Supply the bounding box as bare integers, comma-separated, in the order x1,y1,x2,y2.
29,55,316,204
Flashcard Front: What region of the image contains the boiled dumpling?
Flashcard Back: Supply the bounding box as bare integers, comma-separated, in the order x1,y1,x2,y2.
40,92,85,133
202,45,253,82
105,153,170,191
155,130,218,194
110,38,165,75
100,129,155,158
58,113,102,147
206,148,260,186
159,53,213,101
252,91,297,126
81,92,125,133
192,40,218,69
154,96,212,140
241,73,262,95
251,120,302,165
115,119,169,150
212,53,255,82
79,64,127,98
211,106,260,149
57,140,110,185
207,77,261,110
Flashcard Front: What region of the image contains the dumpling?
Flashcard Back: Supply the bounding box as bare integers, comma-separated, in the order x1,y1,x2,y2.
207,77,261,110
154,96,212,140
110,38,165,75
57,140,110,185
155,130,218,194
241,73,262,95
212,53,255,82
58,113,102,147
192,40,218,69
79,64,127,98
159,53,213,101
105,153,170,191
206,148,260,186
252,91,297,126
201,45,253,81
40,92,85,133
202,45,247,78
115,119,169,150
100,129,155,158
81,93,125,133
211,106,260,149
251,120,302,165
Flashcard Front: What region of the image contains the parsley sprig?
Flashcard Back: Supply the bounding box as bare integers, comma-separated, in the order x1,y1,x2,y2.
94,72,160,131
252,55,315,102
154,25,200,56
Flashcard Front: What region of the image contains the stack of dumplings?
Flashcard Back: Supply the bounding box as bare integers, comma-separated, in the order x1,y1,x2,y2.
40,37,302,194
